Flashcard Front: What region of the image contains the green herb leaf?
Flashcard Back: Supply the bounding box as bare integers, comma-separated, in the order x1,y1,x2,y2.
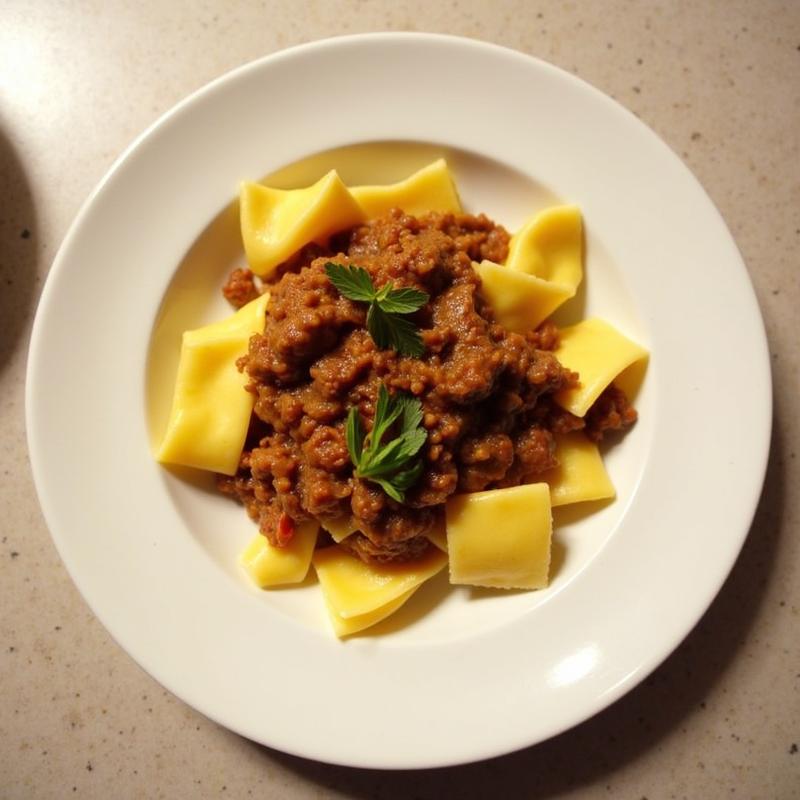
399,396,424,437
385,312,426,358
324,262,378,303
377,286,429,314
365,303,393,351
356,438,410,477
396,426,428,460
369,383,402,443
347,383,427,502
345,406,364,466
370,461,425,504
369,477,406,504
390,460,425,491
324,262,428,358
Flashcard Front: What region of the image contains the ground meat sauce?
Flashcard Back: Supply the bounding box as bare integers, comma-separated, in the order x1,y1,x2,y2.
222,267,261,309
217,210,637,563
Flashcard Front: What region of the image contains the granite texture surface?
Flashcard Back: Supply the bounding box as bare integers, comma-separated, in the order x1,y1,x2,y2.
1,1,798,797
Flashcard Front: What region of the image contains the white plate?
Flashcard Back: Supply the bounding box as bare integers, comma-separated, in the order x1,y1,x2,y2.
26,34,771,769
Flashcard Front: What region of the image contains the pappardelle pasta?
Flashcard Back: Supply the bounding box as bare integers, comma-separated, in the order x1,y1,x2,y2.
156,159,648,637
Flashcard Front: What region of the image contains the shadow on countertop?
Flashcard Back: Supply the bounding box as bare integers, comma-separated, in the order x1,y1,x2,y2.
0,122,38,376
254,407,786,798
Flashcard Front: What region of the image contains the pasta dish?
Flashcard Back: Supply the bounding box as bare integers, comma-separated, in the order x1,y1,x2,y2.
155,160,648,636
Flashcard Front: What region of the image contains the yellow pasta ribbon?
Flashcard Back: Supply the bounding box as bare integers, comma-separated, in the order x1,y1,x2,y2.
554,318,649,417
475,259,573,332
475,206,583,331
156,294,268,475
240,521,319,587
506,204,583,292
321,589,416,638
543,432,615,506
313,545,447,637
321,517,359,544
350,159,462,218
446,483,552,590
240,170,365,278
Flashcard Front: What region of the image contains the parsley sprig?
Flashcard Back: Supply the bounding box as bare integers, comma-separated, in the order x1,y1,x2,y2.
324,262,428,357
345,383,427,503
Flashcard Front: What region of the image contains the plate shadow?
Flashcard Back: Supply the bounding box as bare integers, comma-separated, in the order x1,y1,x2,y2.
0,125,38,375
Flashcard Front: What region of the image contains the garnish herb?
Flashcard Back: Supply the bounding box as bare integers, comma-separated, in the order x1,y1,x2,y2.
324,262,428,357
345,383,427,503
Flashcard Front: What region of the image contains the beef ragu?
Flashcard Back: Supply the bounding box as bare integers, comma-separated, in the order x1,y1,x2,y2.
217,209,636,563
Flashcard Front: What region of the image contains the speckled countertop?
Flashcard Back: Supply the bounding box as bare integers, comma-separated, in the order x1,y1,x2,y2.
2,2,798,797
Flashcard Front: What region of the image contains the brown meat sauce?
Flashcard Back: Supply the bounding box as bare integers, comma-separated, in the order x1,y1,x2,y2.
218,210,636,563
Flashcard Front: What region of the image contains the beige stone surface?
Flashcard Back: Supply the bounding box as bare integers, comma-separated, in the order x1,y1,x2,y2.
1,0,798,796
